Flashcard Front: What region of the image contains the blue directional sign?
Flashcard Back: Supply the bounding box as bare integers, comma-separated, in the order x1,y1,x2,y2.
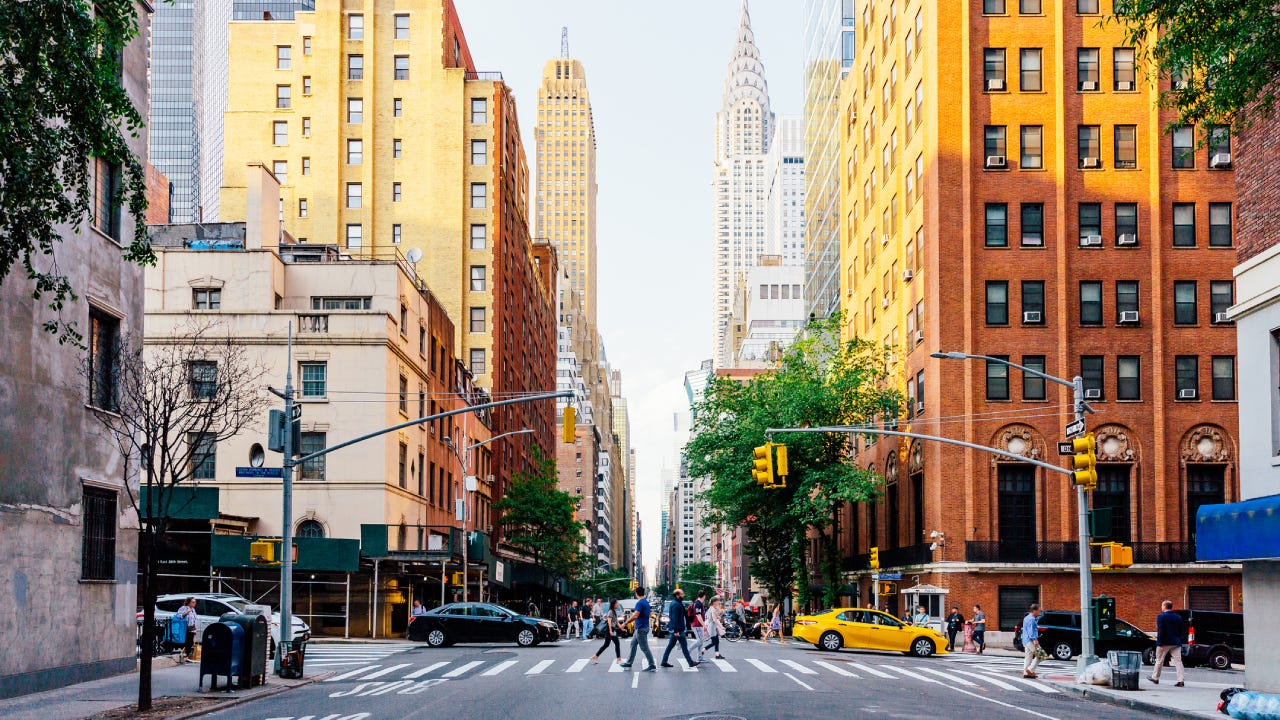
877,572,903,580
236,466,283,478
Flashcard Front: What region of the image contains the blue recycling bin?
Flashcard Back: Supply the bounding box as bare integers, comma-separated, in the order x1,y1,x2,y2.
199,621,244,692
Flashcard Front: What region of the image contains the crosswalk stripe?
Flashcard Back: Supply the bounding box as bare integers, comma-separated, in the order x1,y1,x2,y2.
813,660,860,677
744,658,776,673
565,659,591,673
779,659,817,675
916,667,978,686
325,665,378,682
676,658,699,672
360,663,411,680
403,662,449,679
945,668,1023,691
608,660,625,673
442,660,484,678
848,662,896,679
481,660,519,676
526,660,555,675
981,672,1059,694
880,665,942,684
712,659,736,672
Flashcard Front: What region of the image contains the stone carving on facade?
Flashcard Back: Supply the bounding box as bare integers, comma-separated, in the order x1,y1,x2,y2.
1181,425,1233,463
1094,425,1136,462
886,453,899,485
908,440,924,475
992,424,1042,464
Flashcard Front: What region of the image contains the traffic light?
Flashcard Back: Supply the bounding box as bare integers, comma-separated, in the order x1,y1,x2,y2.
451,571,465,586
878,581,897,595
1100,542,1133,569
562,406,576,444
1071,432,1098,489
869,546,880,570
752,444,775,487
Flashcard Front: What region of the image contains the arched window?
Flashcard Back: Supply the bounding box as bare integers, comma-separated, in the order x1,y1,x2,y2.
296,519,324,538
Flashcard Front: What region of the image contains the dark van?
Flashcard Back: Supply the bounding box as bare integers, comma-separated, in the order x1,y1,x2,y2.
1013,610,1158,665
1177,609,1244,670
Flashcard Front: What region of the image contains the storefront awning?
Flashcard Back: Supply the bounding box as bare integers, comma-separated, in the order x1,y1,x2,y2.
1196,494,1280,562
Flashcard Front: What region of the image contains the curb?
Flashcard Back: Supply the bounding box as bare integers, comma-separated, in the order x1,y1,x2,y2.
1050,682,1215,720
167,673,329,720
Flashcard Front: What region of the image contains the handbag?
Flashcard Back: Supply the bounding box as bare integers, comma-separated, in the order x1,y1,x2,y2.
1034,645,1050,661
595,618,610,636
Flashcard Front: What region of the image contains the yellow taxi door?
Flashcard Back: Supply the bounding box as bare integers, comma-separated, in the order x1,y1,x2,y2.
868,611,910,651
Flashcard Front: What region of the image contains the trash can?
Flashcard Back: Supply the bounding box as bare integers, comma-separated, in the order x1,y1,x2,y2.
1109,650,1142,691
219,613,269,688
199,622,243,692
279,637,307,679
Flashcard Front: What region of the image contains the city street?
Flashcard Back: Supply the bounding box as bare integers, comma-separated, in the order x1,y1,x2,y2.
202,640,1196,720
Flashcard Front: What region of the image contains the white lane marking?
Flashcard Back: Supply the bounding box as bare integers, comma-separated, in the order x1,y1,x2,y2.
403,662,449,679
927,681,1065,720
779,659,818,675
916,667,979,686
783,672,815,691
608,660,625,673
945,668,1023,691
565,659,591,673
813,660,860,677
441,660,483,678
481,660,519,676
360,663,412,680
325,665,378,682
849,663,896,678
983,672,1060,694
525,660,554,675
712,658,736,672
881,665,942,683
363,680,415,696
676,658,699,672
745,658,776,673
631,672,640,689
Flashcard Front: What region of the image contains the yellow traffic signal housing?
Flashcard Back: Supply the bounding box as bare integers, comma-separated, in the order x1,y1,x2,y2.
1100,542,1133,569
1072,432,1098,489
451,571,465,586
879,581,897,595
752,444,775,487
562,406,576,444
250,539,277,565
774,444,789,487
869,546,880,570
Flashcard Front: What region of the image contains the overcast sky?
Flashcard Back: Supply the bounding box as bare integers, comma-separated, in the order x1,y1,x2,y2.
459,0,804,580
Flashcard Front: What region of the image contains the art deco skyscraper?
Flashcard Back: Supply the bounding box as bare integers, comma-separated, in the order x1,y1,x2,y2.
713,1,775,368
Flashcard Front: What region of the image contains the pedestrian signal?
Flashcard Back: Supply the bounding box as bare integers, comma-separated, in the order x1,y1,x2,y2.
1071,432,1097,490
1099,542,1133,569
451,571,464,586
878,581,897,595
562,406,576,444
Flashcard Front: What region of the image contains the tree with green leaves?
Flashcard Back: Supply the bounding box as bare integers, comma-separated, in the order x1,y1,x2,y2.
492,447,586,581
685,315,901,610
0,1,153,343
678,561,718,595
580,568,633,601
1111,0,1280,131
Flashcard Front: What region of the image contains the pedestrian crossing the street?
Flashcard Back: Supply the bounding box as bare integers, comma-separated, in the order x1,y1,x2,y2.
318,654,1061,696
304,643,418,668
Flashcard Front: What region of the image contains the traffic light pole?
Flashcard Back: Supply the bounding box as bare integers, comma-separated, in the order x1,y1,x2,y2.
1073,376,1099,675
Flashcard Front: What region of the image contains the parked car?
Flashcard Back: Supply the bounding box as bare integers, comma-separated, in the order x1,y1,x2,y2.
793,607,948,658
409,602,560,647
1012,610,1157,664
140,592,310,655
1177,609,1244,670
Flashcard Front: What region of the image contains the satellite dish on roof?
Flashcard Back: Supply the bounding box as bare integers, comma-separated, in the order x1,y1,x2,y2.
405,247,423,264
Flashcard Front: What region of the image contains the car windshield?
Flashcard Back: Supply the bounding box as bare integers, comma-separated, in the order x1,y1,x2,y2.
225,599,249,612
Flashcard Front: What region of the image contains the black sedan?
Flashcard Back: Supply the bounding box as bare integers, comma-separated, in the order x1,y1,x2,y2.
408,602,560,647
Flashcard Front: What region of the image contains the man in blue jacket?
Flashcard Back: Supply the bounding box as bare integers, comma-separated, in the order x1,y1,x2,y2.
660,588,699,668
1150,600,1186,687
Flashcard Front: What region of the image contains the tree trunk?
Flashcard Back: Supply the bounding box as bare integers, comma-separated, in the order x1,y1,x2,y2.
137,525,155,712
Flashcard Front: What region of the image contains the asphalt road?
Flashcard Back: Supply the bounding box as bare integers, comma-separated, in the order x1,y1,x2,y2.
203,638,1180,720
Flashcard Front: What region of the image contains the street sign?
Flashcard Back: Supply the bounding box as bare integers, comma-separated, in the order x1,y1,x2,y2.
1058,441,1076,456
878,572,902,580
236,466,283,478
1064,419,1086,439
291,403,303,421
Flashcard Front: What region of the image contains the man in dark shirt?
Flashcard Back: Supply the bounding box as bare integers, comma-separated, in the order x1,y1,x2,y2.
619,586,656,671
945,606,965,652
1150,600,1186,686
660,589,698,668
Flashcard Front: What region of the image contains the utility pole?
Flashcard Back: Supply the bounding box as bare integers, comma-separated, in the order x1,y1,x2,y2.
278,324,295,673
1073,375,1098,672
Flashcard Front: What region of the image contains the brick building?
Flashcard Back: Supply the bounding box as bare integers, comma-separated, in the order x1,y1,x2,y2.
832,0,1240,637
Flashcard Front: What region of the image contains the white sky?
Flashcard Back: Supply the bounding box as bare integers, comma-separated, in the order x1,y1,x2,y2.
459,0,804,580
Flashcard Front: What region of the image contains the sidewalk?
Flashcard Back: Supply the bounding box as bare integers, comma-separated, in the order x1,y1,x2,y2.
0,657,320,720
1042,670,1233,719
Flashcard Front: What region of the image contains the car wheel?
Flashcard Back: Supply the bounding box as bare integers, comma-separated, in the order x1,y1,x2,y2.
819,631,842,652
516,628,537,647
1142,647,1156,666
426,629,447,648
1052,642,1074,662
910,637,936,658
1209,648,1233,670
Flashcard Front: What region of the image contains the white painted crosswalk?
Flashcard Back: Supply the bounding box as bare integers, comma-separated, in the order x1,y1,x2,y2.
305,643,418,668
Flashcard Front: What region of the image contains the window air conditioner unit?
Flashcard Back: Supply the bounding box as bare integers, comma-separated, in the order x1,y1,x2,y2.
1178,388,1198,400
1023,311,1042,324
915,331,924,344
1214,312,1231,324
987,78,1006,91
1084,389,1102,400
1081,157,1101,169
1117,233,1137,246
882,233,891,245
882,297,890,308
903,269,915,282
915,401,924,413
1119,310,1140,324
1117,80,1134,91
1080,80,1098,91
1080,235,1103,247
1210,153,1232,168
985,155,1007,169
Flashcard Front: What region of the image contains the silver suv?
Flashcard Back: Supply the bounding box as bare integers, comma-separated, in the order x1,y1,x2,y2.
140,593,310,652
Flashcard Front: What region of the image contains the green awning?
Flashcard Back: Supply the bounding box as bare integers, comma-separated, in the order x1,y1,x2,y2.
140,486,219,520
211,534,360,572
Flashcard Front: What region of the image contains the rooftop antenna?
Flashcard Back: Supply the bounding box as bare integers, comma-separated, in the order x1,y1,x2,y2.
561,26,569,59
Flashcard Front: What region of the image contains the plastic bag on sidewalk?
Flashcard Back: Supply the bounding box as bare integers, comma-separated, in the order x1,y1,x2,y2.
1083,660,1111,686
1226,691,1280,720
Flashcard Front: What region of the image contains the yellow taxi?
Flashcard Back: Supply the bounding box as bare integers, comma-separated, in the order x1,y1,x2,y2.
793,607,949,657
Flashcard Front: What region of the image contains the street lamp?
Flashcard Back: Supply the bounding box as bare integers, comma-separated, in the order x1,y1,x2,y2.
444,427,535,603
932,349,1099,675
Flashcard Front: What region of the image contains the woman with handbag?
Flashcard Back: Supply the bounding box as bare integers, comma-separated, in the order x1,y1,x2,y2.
591,598,622,664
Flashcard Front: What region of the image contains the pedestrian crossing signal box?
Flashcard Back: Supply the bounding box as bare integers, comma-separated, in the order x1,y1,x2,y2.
250,538,296,566
1092,595,1116,641
562,406,576,444
878,581,897,595
450,571,464,586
